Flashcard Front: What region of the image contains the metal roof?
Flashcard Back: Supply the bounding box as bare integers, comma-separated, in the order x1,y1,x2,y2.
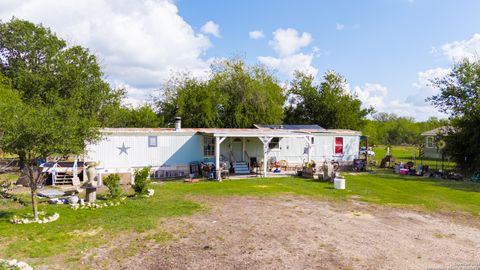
421,126,453,136
101,126,360,136
254,124,325,130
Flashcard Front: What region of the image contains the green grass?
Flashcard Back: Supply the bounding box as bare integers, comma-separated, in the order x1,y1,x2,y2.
155,173,480,214
371,145,456,170
0,190,202,261
1,171,479,266
0,172,19,183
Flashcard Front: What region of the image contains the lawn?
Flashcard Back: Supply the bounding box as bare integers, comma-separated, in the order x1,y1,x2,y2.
371,145,456,170
0,170,479,267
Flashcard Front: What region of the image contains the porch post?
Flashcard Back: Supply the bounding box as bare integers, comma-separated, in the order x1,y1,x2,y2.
260,137,273,177
304,136,312,163
215,136,226,181
242,137,245,162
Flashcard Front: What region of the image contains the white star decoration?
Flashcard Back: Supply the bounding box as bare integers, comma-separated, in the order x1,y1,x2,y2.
117,143,131,155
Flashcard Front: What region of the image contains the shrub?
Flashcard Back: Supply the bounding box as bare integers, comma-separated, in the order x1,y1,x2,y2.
103,174,122,198
133,167,151,195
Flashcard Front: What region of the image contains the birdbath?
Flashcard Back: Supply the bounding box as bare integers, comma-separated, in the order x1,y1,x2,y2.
85,184,97,203
84,162,98,203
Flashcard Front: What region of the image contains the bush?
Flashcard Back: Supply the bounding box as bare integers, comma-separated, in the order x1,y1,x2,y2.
133,167,151,195
103,174,122,198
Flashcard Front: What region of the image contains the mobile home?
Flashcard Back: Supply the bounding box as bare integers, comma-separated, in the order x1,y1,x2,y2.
85,119,361,181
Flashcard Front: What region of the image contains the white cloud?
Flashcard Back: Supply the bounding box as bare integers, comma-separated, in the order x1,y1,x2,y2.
269,28,312,57
0,0,214,103
201,20,220,38
406,67,451,106
354,77,448,121
258,53,318,79
336,23,344,31
249,30,264,40
353,83,388,112
441,33,480,61
258,28,317,78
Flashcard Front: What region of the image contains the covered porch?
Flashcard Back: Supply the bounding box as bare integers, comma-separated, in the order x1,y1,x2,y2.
201,130,313,180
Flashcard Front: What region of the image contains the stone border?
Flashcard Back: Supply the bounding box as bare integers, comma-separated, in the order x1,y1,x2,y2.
10,212,59,224
70,197,126,210
140,189,155,198
0,259,33,270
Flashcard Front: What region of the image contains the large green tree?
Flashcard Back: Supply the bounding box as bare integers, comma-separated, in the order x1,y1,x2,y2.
428,58,480,173
106,105,162,128
0,19,123,118
156,59,285,128
0,19,120,220
284,71,372,129
361,113,449,146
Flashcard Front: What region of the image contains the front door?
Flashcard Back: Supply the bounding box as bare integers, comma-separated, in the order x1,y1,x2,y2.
232,139,243,162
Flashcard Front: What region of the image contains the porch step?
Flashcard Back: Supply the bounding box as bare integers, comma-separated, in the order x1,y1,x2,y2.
54,172,74,185
233,162,250,174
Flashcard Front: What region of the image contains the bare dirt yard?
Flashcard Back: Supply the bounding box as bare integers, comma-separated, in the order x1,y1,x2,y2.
83,195,480,270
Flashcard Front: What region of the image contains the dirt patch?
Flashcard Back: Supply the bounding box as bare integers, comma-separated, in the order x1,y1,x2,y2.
84,196,480,270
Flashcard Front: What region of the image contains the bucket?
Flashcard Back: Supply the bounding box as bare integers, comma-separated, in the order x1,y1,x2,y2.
334,177,345,189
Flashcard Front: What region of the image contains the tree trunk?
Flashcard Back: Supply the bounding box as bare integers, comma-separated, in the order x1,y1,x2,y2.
27,163,39,221
18,152,26,170
30,188,38,221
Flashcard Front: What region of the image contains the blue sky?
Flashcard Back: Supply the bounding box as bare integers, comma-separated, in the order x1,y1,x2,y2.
178,0,478,99
1,0,480,120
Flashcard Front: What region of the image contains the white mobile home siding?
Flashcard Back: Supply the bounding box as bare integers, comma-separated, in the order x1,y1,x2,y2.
85,132,203,170
85,130,360,171
268,135,359,164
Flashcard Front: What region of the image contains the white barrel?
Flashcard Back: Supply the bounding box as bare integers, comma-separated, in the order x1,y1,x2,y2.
334,177,345,189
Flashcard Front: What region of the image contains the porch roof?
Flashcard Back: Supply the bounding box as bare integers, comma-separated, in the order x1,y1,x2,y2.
197,128,311,138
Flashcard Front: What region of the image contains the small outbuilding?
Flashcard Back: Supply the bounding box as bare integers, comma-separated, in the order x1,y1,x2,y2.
420,126,452,159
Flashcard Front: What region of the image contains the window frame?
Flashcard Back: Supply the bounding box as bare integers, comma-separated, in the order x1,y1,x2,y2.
203,136,215,157
268,137,280,150
148,136,158,147
426,136,434,148
334,137,344,156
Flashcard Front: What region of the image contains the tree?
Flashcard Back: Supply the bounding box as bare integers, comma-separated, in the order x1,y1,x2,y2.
156,58,285,128
428,58,480,172
0,19,123,122
285,71,373,129
158,76,222,128
360,113,449,146
0,19,118,220
106,105,162,128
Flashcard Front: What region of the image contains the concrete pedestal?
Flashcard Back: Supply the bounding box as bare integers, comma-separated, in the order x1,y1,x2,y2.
85,186,97,203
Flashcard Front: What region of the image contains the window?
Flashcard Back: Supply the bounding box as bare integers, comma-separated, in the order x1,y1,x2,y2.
148,136,157,147
426,136,434,148
334,137,343,155
204,136,215,156
311,137,315,145
269,137,280,150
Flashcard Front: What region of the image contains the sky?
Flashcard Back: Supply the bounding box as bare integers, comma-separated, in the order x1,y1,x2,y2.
1,0,480,121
